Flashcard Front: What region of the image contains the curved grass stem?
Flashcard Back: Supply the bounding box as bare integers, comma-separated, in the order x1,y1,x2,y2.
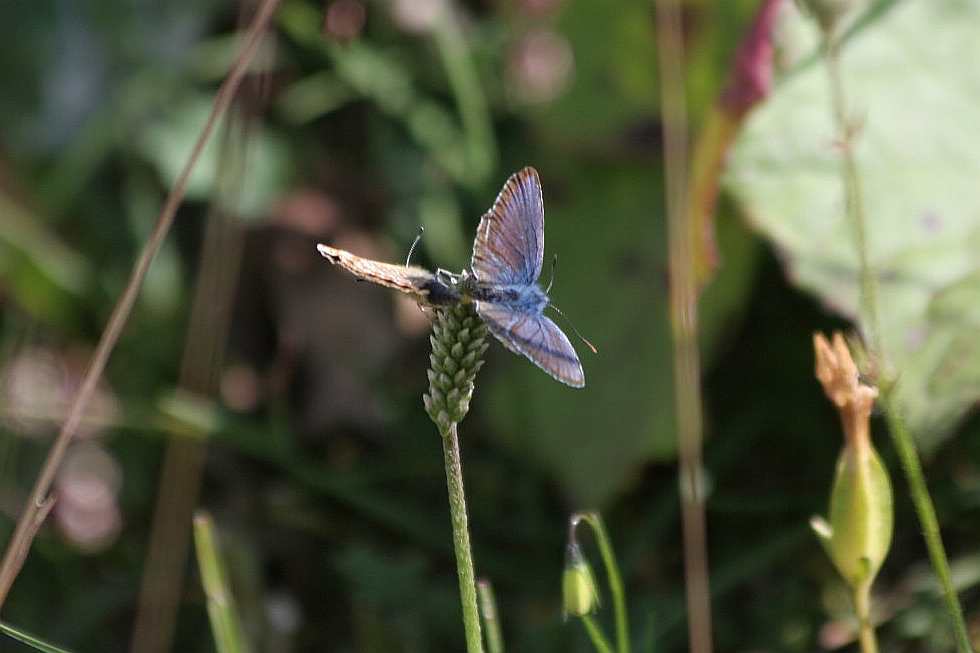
581,615,616,653
574,513,630,653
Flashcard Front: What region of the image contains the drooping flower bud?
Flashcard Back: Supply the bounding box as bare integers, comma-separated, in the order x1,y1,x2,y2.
562,540,600,619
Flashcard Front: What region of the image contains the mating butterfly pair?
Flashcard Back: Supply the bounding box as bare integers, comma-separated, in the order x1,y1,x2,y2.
317,167,585,388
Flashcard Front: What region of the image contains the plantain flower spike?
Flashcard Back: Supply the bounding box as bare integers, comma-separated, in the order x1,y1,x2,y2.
423,302,489,438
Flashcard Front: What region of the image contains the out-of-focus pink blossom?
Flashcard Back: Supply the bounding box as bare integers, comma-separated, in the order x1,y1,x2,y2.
390,0,446,33
507,28,575,104
54,443,123,552
1,348,66,437
270,191,342,237
516,0,564,18
720,0,783,115
325,0,367,43
0,348,117,439
221,362,263,412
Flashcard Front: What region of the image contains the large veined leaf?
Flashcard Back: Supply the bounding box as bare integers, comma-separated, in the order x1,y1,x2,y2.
724,0,980,449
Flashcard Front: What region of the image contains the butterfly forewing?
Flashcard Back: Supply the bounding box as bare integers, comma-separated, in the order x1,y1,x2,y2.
471,167,545,285
475,301,585,388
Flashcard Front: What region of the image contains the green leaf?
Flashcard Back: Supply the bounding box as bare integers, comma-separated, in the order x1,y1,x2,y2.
138,95,291,219
724,0,980,449
0,619,75,653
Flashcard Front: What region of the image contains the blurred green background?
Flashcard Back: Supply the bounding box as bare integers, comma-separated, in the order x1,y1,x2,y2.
1,0,979,651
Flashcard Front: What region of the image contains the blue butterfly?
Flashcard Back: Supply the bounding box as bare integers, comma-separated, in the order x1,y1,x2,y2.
462,167,585,388
318,167,586,387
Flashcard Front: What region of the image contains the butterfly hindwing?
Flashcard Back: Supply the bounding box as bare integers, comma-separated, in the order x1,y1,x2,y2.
471,167,544,286
475,301,585,388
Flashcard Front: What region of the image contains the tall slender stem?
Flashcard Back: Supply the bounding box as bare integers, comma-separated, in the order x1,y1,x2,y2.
822,24,973,653
443,424,484,653
655,0,714,651
824,35,880,358
425,303,487,650
0,0,282,610
879,395,972,652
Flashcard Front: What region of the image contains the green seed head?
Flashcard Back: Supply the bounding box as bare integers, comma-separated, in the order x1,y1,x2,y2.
424,303,489,437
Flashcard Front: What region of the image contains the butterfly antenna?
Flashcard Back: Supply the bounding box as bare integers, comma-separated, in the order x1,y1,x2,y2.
545,256,596,353
545,254,558,293
550,304,598,355
406,226,424,266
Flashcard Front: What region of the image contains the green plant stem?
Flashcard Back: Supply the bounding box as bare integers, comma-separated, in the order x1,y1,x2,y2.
579,514,630,653
823,26,973,653
194,511,250,653
581,615,616,653
879,392,972,652
432,7,495,186
853,581,877,653
443,423,484,653
0,620,74,653
655,0,713,651
825,34,880,358
477,580,504,653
